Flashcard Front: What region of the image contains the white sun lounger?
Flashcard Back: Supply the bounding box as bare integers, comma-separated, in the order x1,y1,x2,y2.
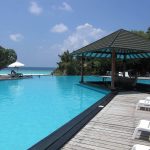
136,96,150,110
146,97,150,101
136,99,150,110
118,71,130,77
118,72,123,77
132,144,150,150
125,71,130,77
132,120,150,139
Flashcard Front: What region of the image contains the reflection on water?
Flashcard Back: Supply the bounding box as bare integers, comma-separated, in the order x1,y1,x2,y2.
0,80,24,105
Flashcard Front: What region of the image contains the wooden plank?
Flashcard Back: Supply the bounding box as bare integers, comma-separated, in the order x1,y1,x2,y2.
62,91,150,150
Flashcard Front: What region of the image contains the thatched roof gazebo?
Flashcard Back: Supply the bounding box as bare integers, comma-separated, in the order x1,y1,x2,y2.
72,29,150,90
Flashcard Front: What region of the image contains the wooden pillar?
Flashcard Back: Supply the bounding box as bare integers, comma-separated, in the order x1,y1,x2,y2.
80,54,84,83
123,54,126,77
111,49,116,90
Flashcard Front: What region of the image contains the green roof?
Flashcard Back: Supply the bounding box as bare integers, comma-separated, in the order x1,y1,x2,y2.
72,29,150,59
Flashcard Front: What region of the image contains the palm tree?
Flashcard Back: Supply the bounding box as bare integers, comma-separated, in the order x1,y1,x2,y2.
54,50,78,75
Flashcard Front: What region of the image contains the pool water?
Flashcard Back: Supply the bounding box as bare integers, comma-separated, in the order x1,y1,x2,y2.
0,76,109,150
137,79,150,85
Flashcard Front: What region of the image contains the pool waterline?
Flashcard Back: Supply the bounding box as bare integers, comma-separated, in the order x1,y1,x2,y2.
0,76,110,150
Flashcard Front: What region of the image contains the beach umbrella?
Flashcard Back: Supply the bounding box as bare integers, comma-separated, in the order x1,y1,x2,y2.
8,61,24,67
8,61,24,72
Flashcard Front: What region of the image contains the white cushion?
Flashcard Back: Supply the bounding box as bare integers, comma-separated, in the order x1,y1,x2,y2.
132,144,150,150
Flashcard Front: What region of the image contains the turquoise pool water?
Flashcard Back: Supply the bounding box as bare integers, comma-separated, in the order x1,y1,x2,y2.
137,79,150,85
0,76,109,150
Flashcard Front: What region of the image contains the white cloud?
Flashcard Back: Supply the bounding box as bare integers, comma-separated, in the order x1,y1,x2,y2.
51,23,68,33
29,1,42,15
52,2,73,12
60,2,72,11
9,33,24,42
60,23,105,52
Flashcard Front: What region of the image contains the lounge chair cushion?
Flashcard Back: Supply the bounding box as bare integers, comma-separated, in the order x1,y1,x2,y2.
146,97,150,101
132,144,150,150
136,100,150,110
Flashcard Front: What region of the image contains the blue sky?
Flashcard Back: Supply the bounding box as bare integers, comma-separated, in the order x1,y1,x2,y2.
0,0,150,67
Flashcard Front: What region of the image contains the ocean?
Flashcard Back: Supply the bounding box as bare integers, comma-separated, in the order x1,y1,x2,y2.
0,67,55,75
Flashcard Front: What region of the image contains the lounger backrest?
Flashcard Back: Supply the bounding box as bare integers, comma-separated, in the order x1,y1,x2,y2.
125,72,129,77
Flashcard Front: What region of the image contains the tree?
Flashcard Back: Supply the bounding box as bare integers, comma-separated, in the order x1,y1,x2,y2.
132,27,150,39
53,50,80,75
0,46,17,69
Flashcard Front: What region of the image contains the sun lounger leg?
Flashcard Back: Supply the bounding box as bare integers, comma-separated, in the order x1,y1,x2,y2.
132,128,139,139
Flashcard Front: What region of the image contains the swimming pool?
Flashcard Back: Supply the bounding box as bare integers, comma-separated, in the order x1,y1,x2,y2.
0,76,109,150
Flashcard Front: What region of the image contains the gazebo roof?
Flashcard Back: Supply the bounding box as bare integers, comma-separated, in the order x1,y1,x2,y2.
72,29,150,59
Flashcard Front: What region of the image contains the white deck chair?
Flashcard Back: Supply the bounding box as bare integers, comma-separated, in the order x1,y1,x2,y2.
125,71,130,77
132,120,150,139
118,72,123,77
146,97,150,101
132,144,150,150
136,100,150,110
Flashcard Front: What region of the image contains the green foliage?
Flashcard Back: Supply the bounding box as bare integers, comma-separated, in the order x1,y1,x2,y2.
53,51,112,76
126,58,150,75
132,27,150,39
0,46,17,69
54,51,150,76
146,27,150,39
53,50,80,75
83,58,111,75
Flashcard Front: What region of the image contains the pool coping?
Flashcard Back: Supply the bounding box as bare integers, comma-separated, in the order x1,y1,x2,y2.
29,91,117,150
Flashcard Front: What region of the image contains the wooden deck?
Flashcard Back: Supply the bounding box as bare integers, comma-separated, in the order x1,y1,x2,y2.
62,91,150,150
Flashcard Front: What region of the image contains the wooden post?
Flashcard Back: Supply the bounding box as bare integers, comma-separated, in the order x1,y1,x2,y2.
111,49,116,90
80,54,84,83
